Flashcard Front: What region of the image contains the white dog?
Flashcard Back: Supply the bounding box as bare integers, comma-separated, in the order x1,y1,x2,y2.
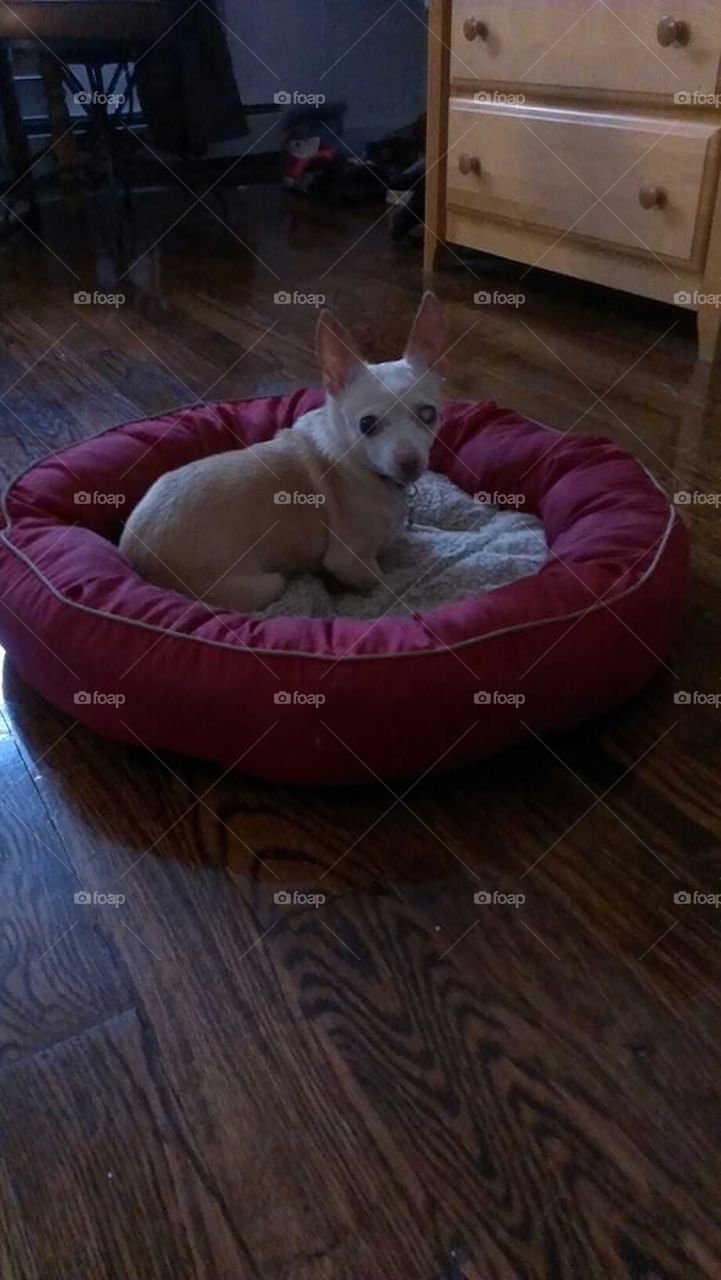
120,291,447,612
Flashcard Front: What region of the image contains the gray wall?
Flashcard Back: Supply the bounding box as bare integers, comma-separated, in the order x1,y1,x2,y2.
221,0,428,153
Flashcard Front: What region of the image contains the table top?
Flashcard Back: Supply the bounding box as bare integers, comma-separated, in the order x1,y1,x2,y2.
0,1,171,43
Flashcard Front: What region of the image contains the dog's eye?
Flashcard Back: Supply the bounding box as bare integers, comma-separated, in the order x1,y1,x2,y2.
359,414,380,436
417,404,437,426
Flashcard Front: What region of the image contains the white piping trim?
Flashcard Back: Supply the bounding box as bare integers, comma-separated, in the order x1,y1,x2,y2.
0,405,681,665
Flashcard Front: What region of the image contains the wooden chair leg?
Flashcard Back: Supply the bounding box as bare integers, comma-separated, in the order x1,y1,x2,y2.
39,53,81,210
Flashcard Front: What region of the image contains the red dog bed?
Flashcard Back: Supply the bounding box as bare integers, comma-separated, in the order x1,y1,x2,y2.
0,391,687,784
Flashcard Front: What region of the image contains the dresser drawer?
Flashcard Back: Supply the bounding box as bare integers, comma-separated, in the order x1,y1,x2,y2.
446,99,720,262
451,2,721,97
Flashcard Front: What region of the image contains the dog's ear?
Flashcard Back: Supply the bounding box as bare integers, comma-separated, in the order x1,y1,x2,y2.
404,291,448,374
316,310,363,395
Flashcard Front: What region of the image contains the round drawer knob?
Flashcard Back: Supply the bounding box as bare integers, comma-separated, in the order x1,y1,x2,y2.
639,184,668,209
458,153,482,176
657,16,690,46
463,16,489,41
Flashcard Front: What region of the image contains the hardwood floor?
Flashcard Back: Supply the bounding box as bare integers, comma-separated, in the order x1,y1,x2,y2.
1,182,720,1279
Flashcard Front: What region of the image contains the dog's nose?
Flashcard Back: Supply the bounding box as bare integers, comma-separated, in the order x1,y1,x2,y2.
395,452,422,483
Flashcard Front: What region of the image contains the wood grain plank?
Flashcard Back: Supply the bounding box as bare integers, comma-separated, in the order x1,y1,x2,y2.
0,707,134,1067
0,1009,259,1280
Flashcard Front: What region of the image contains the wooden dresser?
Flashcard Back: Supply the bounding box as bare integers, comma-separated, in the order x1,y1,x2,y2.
424,0,721,360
